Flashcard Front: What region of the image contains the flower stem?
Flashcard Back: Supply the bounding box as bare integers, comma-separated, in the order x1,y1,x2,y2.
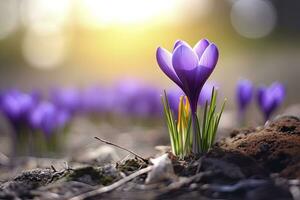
192,112,200,154
238,109,246,127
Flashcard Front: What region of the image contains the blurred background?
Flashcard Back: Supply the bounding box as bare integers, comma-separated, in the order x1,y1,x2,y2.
0,0,299,160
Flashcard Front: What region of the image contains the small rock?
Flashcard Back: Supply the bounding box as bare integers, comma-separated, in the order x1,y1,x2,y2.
146,154,175,184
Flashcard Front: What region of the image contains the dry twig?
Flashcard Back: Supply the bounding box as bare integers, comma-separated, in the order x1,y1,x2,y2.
69,165,153,200
94,136,148,163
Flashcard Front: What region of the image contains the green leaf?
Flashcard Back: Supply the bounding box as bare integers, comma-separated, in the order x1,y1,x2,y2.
162,88,225,157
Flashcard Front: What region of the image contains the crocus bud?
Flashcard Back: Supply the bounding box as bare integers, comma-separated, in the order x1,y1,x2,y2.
156,39,219,113
257,82,285,121
236,79,253,112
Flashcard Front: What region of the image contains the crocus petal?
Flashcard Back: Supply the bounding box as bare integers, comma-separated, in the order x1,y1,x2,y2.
199,43,219,70
194,66,212,96
271,83,285,104
172,44,212,112
173,40,190,51
193,39,210,60
172,44,199,72
187,66,212,111
156,47,182,87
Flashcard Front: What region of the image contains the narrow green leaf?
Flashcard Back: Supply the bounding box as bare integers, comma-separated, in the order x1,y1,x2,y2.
211,99,226,146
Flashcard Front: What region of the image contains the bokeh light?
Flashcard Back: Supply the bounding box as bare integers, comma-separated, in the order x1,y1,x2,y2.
0,0,19,39
230,0,277,38
20,0,71,34
22,31,68,69
76,0,180,28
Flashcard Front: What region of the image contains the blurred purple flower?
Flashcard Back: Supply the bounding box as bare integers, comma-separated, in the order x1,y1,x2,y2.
81,85,114,114
1,90,38,125
29,102,70,136
50,88,81,114
113,80,162,118
236,79,253,112
166,88,184,115
156,39,219,113
198,81,219,106
257,82,285,121
135,86,161,117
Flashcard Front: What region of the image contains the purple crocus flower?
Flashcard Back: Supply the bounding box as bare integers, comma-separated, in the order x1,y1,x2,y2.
156,39,219,153
257,82,285,121
50,87,82,114
236,79,253,124
156,39,219,113
29,102,70,136
1,90,38,125
0,90,40,157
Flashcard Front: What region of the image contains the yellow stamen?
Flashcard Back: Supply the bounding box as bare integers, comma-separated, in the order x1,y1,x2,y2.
184,96,190,115
177,95,190,130
177,95,184,129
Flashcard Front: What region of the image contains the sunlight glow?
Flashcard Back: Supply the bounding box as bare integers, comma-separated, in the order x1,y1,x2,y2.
22,31,68,69
21,0,71,34
77,0,179,28
0,0,19,39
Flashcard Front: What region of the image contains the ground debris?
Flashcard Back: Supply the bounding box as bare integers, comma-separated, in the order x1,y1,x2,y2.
0,116,299,199
146,154,175,184
217,115,300,179
0,168,53,199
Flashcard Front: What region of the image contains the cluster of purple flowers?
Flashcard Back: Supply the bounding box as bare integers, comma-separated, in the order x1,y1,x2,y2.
0,89,71,156
236,79,285,122
29,102,70,137
53,80,163,119
0,90,70,138
0,77,220,156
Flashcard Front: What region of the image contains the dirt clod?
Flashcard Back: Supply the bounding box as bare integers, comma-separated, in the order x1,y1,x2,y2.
218,116,300,179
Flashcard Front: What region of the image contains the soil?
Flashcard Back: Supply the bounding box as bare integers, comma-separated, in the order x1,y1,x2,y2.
217,116,300,179
0,116,299,200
